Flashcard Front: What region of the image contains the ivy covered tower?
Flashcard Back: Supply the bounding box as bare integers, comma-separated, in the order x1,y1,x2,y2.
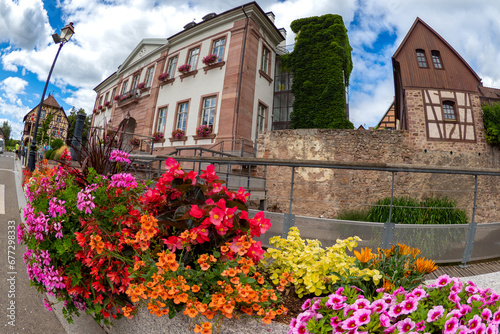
282,14,353,129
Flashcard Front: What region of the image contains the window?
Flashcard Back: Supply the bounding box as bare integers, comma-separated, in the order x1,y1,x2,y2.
431,50,443,69
261,47,270,73
187,47,200,69
176,102,189,131
111,87,117,99
257,104,266,134
145,67,155,87
442,101,456,120
99,96,103,106
156,107,168,133
201,97,216,127
132,74,140,90
416,49,427,68
212,38,225,62
57,116,61,123
121,80,129,94
104,92,109,103
166,56,178,77
40,109,46,119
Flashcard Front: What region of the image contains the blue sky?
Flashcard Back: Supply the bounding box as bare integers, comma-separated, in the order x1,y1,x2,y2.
2,0,500,139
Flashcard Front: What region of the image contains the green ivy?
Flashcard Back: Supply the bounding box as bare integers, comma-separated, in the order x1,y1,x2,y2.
482,102,500,146
283,14,354,129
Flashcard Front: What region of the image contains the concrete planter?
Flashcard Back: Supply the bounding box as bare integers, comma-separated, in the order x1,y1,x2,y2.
102,307,289,334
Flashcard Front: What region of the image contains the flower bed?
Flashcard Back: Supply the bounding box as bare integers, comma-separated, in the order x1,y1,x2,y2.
18,147,500,334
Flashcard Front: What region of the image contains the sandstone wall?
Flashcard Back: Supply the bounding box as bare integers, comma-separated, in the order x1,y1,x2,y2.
257,128,500,223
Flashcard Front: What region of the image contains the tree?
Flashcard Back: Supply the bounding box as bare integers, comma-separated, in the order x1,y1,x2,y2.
36,112,54,146
1,121,12,142
66,107,91,146
282,14,354,129
482,102,500,146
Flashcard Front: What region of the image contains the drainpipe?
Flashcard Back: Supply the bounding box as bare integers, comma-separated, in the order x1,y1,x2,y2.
233,6,249,153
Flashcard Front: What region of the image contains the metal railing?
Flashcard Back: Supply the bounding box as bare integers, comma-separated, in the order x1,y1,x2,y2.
128,155,500,266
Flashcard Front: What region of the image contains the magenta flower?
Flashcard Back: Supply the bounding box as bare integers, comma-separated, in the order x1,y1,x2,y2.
341,317,360,331
468,314,483,331
353,309,371,325
481,308,493,322
371,299,388,313
109,149,131,164
415,320,425,331
397,318,415,333
379,313,391,327
444,316,459,334
401,299,418,314
48,198,66,218
109,173,137,189
492,309,500,325
426,305,445,322
388,303,404,318
436,274,452,288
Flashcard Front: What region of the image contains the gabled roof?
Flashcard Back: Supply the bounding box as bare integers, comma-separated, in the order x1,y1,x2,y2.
23,95,65,122
478,85,500,99
117,38,168,75
393,17,481,83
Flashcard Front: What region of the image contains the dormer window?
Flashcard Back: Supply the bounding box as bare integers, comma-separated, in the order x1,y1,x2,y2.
442,101,456,120
431,50,443,69
416,49,427,68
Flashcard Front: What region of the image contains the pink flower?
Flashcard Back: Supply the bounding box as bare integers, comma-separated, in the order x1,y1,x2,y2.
482,308,492,322
468,315,483,331
397,318,415,333
209,207,225,227
415,320,425,331
341,317,360,331
380,312,391,327
408,287,428,300
388,303,404,318
492,309,500,325
486,323,499,334
426,305,445,322
444,317,459,334
301,299,311,310
189,205,205,219
371,299,388,313
436,274,452,288
109,149,131,164
401,299,418,314
353,309,371,326
200,164,218,183
109,173,137,189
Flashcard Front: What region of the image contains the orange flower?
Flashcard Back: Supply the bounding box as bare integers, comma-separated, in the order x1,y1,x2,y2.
184,307,198,318
354,247,376,263
220,245,229,253
191,285,200,293
230,277,239,285
397,243,412,255
415,257,438,274
200,262,210,271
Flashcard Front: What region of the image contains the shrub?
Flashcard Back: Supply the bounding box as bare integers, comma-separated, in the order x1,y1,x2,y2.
45,148,54,159
261,227,381,298
52,145,68,160
337,208,370,221
51,138,64,150
367,196,468,224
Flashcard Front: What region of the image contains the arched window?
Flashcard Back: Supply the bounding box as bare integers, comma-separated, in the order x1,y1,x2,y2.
442,101,456,120
416,49,427,68
431,50,443,69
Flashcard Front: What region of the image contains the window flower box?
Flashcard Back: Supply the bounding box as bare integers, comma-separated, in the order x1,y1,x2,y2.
178,64,191,74
104,101,111,108
196,125,212,137
129,137,140,146
152,132,164,142
98,105,103,110
136,82,146,90
171,129,185,140
202,54,217,66
158,72,170,81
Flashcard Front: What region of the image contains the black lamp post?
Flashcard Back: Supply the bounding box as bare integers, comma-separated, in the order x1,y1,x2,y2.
28,22,74,171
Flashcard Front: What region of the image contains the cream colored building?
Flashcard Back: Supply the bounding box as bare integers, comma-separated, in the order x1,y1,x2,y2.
93,2,286,156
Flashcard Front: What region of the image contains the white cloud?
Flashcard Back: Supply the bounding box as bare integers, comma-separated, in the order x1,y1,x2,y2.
0,76,28,103
0,0,52,49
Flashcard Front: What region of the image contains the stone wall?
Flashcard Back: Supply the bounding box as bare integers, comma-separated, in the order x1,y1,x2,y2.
256,128,500,223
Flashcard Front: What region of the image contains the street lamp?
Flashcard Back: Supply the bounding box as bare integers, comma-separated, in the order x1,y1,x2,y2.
28,22,74,171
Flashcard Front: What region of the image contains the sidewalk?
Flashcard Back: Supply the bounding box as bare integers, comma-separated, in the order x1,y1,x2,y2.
14,159,105,334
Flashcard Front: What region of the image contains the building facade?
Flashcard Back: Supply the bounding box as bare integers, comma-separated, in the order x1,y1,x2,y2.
92,2,286,156
22,95,69,146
